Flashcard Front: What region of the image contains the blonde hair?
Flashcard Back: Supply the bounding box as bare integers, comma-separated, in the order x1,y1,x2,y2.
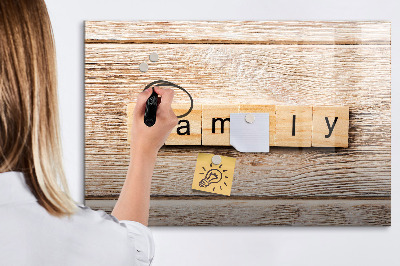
0,0,76,216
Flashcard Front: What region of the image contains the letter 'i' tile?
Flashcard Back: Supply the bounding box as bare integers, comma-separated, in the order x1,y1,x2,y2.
202,105,239,146
312,106,349,148
239,104,276,146
275,106,313,147
165,104,202,145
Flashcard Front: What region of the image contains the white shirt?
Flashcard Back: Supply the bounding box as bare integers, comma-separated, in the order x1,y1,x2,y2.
0,171,155,266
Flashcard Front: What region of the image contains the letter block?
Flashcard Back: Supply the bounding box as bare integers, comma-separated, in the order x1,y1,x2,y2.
275,106,313,147
202,104,239,146
128,103,349,148
165,104,202,145
239,104,276,146
312,106,349,148
127,103,202,145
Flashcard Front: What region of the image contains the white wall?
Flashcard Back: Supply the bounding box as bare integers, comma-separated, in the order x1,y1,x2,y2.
45,0,399,265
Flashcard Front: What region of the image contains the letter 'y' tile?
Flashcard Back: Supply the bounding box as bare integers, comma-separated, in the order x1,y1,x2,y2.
312,106,349,148
202,105,239,146
275,106,312,147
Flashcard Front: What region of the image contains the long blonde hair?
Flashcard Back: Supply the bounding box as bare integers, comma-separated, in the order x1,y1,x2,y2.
0,0,76,216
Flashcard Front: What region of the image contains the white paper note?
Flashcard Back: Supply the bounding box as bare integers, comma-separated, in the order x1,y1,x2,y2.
230,113,269,152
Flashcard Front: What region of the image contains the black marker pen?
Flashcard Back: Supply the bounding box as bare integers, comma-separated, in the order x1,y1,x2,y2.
144,87,158,127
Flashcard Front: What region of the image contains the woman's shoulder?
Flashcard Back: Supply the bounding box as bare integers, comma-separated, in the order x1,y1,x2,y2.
73,204,155,265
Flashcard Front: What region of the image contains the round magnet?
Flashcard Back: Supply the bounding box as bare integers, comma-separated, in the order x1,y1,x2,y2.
149,52,159,62
139,62,148,72
211,155,222,165
245,113,255,124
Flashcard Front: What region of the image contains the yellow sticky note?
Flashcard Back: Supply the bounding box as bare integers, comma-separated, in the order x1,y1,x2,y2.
192,153,236,196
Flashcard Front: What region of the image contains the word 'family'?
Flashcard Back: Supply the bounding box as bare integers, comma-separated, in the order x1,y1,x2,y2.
127,104,349,148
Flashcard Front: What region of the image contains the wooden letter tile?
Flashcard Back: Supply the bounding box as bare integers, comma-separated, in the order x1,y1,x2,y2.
202,104,239,146
312,106,349,148
275,106,312,147
165,104,202,145
127,103,202,145
239,104,276,146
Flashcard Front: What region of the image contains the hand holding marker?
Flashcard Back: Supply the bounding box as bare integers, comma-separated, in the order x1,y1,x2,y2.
143,80,193,127
139,55,235,198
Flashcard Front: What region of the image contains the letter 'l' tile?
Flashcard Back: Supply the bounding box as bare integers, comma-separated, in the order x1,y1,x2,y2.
165,104,202,145
202,105,239,146
275,106,312,147
312,106,349,148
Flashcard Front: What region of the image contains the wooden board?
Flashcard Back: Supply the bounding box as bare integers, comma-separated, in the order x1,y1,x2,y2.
86,199,390,226
84,21,391,226
85,21,391,45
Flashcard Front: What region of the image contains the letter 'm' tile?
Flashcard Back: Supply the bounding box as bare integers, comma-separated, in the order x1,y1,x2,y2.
202,104,239,146
275,106,312,147
239,104,276,146
312,106,349,147
165,104,202,145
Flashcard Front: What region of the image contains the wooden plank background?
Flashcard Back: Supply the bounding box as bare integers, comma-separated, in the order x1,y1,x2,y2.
84,21,391,226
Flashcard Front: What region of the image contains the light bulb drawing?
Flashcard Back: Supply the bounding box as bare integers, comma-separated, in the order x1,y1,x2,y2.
198,163,229,191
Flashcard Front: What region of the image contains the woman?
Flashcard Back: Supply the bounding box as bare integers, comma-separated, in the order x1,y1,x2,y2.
0,0,178,265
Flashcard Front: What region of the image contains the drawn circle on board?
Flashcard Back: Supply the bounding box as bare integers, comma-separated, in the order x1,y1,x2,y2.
211,155,222,165
143,80,193,119
139,62,148,72
149,52,159,62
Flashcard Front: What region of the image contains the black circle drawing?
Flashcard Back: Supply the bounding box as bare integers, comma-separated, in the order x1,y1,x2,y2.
143,80,193,118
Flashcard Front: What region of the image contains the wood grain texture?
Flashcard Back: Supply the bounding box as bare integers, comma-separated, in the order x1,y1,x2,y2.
85,44,391,196
85,21,391,45
86,199,390,226
85,21,391,225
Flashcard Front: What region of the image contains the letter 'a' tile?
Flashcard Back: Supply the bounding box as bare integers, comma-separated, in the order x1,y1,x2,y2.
165,104,202,145
275,106,312,147
202,105,239,146
239,104,276,146
127,103,202,145
312,106,349,148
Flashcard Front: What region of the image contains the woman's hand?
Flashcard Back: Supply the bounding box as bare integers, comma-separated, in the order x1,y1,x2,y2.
130,86,178,155
112,86,178,225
